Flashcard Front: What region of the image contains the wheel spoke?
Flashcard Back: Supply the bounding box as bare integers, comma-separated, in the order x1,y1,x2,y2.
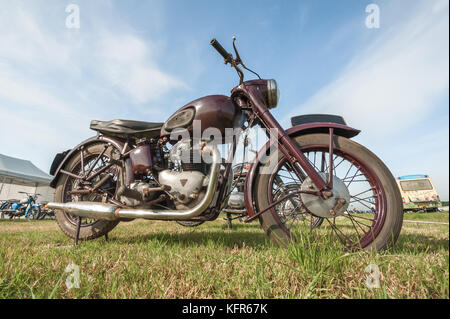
308,152,321,172
344,213,372,231
61,148,120,227
86,145,108,178
265,144,385,251
276,173,301,183
325,218,358,248
350,194,376,205
349,197,374,210
342,174,365,181
80,148,85,176
345,214,363,238
348,214,375,222
345,169,362,187
351,188,373,198
320,152,326,172
334,157,345,170
342,163,354,181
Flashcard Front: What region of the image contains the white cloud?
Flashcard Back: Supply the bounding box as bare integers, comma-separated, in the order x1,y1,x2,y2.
287,0,449,134
0,5,74,73
390,126,449,200
0,1,186,172
285,0,449,199
97,33,186,103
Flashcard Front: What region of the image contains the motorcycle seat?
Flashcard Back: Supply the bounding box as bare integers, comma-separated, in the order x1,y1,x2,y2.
90,119,164,139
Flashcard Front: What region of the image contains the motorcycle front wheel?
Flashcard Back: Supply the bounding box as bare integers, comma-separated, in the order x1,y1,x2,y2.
26,207,41,220
255,133,403,251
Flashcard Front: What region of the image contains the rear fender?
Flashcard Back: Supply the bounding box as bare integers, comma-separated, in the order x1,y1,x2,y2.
244,122,360,220
49,135,128,188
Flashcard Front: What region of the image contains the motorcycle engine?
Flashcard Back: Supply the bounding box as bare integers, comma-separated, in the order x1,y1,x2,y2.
223,165,246,210
119,181,158,207
158,139,210,209
227,192,245,209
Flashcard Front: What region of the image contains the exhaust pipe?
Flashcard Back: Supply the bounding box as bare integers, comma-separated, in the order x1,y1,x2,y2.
48,201,118,221
47,144,221,221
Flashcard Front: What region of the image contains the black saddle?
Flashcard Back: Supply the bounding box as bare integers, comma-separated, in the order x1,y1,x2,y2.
90,119,164,139
291,114,347,126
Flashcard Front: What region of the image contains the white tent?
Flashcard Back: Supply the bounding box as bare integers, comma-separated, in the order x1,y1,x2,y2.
0,154,54,203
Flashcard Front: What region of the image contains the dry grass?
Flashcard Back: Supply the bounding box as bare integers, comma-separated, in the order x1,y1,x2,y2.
0,212,448,299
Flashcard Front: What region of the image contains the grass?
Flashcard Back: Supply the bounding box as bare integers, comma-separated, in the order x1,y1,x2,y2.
0,212,448,299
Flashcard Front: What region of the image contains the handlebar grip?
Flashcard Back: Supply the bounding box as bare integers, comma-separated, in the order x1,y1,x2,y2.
210,38,231,60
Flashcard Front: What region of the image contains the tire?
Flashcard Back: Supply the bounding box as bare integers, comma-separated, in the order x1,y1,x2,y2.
26,207,40,220
37,209,47,220
54,143,122,240
255,133,403,251
176,220,205,227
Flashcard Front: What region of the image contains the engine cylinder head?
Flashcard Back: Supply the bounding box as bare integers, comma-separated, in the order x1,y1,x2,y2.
181,149,209,174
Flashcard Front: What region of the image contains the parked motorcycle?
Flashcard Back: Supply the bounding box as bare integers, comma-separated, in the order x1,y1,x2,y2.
0,192,43,220
40,203,56,220
0,200,16,219
47,38,403,251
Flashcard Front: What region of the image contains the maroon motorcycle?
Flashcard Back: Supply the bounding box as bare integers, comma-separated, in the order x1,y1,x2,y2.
48,38,403,251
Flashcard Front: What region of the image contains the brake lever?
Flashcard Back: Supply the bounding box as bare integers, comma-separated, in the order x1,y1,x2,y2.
232,36,261,80
232,36,242,65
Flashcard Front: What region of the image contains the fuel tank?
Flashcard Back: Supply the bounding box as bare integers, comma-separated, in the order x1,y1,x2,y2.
161,95,245,143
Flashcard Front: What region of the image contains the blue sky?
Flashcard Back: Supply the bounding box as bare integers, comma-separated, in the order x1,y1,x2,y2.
0,0,448,199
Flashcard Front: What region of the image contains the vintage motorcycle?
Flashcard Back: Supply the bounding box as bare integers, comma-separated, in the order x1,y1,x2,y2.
0,192,43,220
47,38,403,250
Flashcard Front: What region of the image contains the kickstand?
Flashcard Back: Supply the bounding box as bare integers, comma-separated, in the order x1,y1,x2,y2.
226,213,233,230
105,233,109,241
74,216,81,246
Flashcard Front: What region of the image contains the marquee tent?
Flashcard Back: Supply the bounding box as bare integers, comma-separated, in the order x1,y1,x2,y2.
0,154,54,203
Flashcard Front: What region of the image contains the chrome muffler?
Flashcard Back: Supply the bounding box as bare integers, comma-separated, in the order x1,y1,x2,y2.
48,201,119,221
47,144,221,221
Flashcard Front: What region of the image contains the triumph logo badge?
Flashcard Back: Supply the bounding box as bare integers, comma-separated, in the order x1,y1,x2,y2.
180,179,188,187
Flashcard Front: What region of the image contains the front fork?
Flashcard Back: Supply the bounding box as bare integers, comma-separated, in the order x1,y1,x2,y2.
248,88,334,199
270,126,335,199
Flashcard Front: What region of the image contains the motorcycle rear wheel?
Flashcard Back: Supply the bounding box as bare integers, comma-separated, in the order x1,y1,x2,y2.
54,143,123,240
255,133,403,251
176,220,205,227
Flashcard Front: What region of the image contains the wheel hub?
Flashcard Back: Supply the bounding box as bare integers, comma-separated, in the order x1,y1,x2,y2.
274,185,307,221
300,173,350,218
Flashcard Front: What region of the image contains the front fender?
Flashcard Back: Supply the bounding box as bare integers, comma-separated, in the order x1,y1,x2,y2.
49,135,127,188
243,122,360,220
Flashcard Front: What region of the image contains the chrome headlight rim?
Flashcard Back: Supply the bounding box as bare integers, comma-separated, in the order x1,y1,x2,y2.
266,79,280,109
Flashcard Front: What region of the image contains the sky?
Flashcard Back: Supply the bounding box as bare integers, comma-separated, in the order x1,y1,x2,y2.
0,0,448,199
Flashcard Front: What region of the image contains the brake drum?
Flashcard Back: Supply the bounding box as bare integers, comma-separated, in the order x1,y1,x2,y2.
300,173,350,218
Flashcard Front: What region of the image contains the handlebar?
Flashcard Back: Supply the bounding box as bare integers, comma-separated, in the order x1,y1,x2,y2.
211,37,257,85
210,38,231,60
18,191,41,196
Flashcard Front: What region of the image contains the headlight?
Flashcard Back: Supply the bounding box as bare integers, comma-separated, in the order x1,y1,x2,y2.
266,79,280,109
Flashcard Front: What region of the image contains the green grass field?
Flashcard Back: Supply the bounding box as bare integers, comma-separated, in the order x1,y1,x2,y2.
0,212,448,299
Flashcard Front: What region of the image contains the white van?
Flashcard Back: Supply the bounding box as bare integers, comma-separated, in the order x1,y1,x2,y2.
396,175,441,212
